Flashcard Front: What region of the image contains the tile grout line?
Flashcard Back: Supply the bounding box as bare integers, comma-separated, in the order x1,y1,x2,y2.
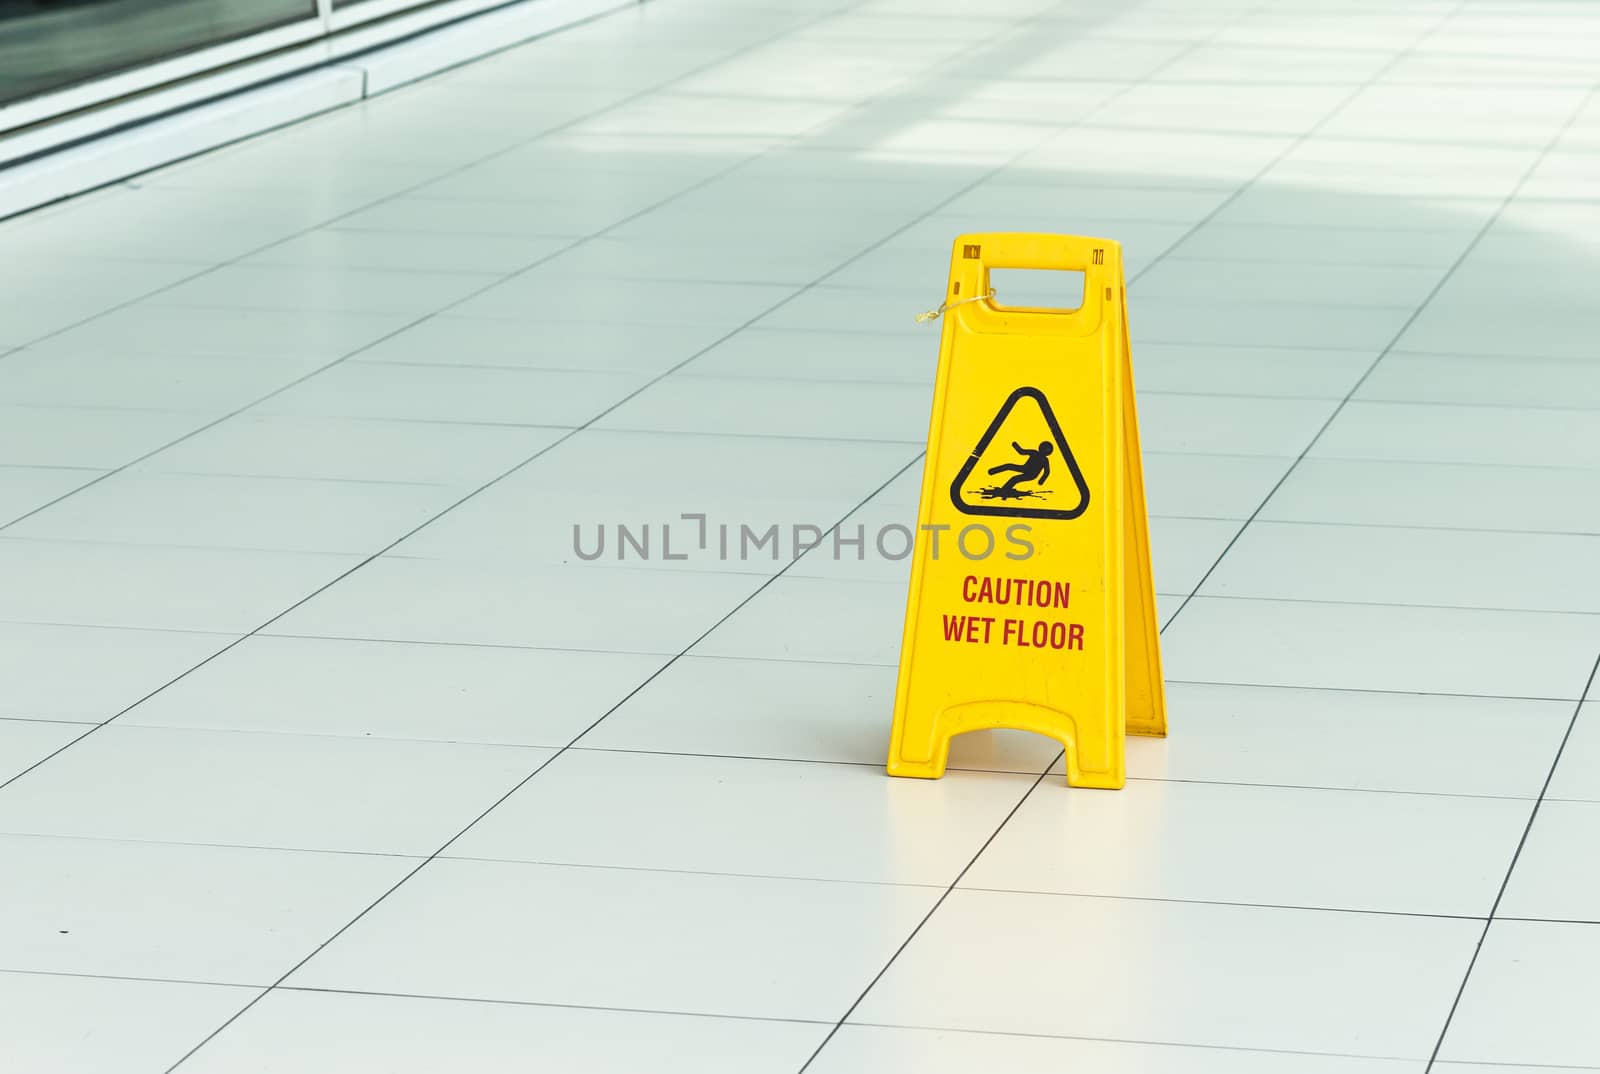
1132,60,1600,1069
152,449,934,1073
5,0,1129,538
15,372,1600,413
1421,645,1600,1071
0,0,887,535
2,0,1118,790
25,955,1600,1070
786,0,1331,1065
1152,69,1600,633
1,0,1246,799
143,3,1259,1056
1,24,736,343
794,1,1594,1067
0,7,1591,1072
792,766,1057,1072
128,5,1157,1067
0,0,1005,793
1119,8,1483,296
843,1018,1464,1066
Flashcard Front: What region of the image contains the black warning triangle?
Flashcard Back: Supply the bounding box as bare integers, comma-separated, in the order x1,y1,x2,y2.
949,386,1090,521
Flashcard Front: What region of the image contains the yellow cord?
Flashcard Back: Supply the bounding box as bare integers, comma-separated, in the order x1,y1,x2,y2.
915,288,995,324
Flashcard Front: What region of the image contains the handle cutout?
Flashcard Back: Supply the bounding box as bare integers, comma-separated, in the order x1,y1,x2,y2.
988,267,1085,313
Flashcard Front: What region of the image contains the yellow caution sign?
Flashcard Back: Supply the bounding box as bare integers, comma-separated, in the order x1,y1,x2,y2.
887,234,1166,789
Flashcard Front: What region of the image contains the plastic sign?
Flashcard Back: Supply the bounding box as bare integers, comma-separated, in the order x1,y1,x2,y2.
887,233,1166,789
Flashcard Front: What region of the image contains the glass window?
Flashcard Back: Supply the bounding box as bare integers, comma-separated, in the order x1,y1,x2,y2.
0,0,319,107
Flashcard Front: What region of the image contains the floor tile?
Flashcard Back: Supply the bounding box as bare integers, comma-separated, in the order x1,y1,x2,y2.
390,436,918,568
4,2,1599,1067
329,194,629,239
1498,800,1600,922
0,622,234,723
1311,402,1600,469
1131,298,1414,351
1211,190,1496,232
811,1025,1423,1074
0,349,326,412
596,374,932,442
451,749,1035,885
1140,451,1293,519
1094,82,1346,139
0,725,548,855
942,181,1230,225
0,405,202,469
852,889,1478,1057
581,654,1063,773
1549,703,1600,803
135,414,567,485
288,858,939,1021
1397,304,1600,362
1134,682,1572,798
1149,515,1241,595
6,472,457,555
1011,128,1289,189
0,720,82,784
684,327,938,384
0,834,414,983
1357,352,1600,410
272,557,762,652
0,299,144,344
607,207,901,252
694,576,906,665
1163,597,1600,699
1261,140,1534,200
821,244,957,294
407,159,694,205
1135,259,1444,308
453,275,795,328
1134,394,1338,457
0,256,205,311
1202,522,1600,613
1130,342,1375,400
782,498,923,586
243,229,574,274
0,972,257,1074
10,187,344,262
1519,150,1600,200
40,306,415,361
351,317,731,375
434,427,916,514
122,635,662,746
753,285,943,336
152,265,499,316
253,362,648,426
1320,85,1577,151
541,234,863,286
0,465,103,525
964,778,1526,917
180,989,824,1074
1439,920,1600,1068
1262,458,1600,535
0,538,359,633
1168,222,1477,268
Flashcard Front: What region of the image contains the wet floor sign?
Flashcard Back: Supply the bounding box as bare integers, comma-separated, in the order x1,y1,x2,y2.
887,234,1166,789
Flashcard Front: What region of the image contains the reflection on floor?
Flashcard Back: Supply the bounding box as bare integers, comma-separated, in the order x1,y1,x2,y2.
2,0,1599,1070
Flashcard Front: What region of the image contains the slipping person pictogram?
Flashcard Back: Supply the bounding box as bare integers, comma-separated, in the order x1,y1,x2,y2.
950,386,1089,521
983,440,1054,501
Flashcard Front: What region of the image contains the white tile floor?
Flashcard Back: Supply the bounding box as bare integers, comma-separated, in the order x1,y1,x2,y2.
1,0,1598,1070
